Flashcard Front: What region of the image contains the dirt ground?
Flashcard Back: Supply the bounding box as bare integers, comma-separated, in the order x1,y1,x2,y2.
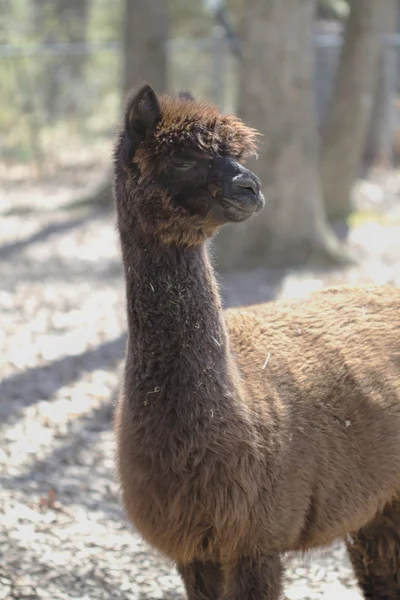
1,165,400,600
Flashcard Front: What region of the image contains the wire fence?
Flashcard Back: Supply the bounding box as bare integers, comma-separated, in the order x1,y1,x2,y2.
1,32,400,175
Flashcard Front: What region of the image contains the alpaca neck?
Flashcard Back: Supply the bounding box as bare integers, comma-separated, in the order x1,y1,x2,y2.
119,226,237,414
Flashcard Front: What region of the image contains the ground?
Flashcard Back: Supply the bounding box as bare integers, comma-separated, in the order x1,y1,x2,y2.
1,164,400,600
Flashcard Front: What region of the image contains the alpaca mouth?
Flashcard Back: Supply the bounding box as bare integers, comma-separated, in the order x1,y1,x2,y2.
255,194,265,213
222,194,265,221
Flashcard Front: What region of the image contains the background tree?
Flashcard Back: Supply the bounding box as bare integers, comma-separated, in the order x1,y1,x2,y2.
122,0,168,97
317,0,349,19
87,0,168,207
320,0,397,221
364,0,400,167
214,0,345,269
31,0,90,121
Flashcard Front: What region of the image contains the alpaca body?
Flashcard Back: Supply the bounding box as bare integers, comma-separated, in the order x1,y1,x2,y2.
229,287,400,550
114,85,400,599
116,231,400,564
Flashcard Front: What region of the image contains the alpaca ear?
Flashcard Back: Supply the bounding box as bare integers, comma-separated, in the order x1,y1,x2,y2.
125,84,161,149
178,90,195,101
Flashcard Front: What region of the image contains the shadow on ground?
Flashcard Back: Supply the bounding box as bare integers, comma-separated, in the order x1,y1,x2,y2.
0,334,126,423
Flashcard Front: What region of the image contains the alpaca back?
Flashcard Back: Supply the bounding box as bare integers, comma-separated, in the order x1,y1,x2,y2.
225,285,400,550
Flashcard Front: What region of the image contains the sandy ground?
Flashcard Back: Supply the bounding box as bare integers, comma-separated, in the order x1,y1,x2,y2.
1,166,400,600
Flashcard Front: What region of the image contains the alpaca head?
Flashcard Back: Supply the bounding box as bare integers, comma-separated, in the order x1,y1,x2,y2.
114,84,264,246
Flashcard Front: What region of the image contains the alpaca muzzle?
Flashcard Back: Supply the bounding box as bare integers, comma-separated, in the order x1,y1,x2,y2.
217,157,265,216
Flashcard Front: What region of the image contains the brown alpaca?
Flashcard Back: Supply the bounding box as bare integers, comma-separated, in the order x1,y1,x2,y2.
113,84,400,600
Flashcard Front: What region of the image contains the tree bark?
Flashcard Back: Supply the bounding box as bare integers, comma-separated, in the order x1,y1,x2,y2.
214,0,345,270
364,0,399,167
32,0,90,121
89,0,168,207
122,0,168,97
321,0,395,221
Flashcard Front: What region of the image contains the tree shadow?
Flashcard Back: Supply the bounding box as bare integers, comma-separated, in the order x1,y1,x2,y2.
1,204,38,217
9,257,122,284
0,213,95,260
331,219,350,241
0,333,127,425
218,267,285,308
1,398,120,514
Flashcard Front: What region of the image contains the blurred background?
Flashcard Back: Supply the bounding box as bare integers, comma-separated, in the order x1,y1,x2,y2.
2,0,400,271
1,2,400,600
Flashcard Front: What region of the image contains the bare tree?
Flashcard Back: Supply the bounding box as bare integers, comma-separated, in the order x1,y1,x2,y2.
214,0,345,269
32,0,90,121
321,0,396,221
364,1,400,167
87,0,168,208
122,0,168,97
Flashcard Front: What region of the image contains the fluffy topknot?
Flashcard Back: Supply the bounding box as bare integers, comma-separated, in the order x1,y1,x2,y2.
122,84,260,162
150,94,260,159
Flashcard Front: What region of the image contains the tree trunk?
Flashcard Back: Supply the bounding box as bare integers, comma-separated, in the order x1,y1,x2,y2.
364,0,399,168
89,0,168,207
214,0,345,270
122,0,168,97
32,0,89,121
321,0,395,221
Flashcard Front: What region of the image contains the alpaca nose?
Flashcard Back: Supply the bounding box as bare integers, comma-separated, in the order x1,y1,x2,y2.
232,174,260,196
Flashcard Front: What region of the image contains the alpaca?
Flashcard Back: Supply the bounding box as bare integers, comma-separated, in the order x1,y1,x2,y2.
113,84,400,600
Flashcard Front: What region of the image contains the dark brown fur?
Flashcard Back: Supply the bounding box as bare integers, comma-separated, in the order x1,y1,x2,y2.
114,85,400,599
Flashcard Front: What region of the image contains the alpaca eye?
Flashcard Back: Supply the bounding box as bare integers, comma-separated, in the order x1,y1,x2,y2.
171,159,195,171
